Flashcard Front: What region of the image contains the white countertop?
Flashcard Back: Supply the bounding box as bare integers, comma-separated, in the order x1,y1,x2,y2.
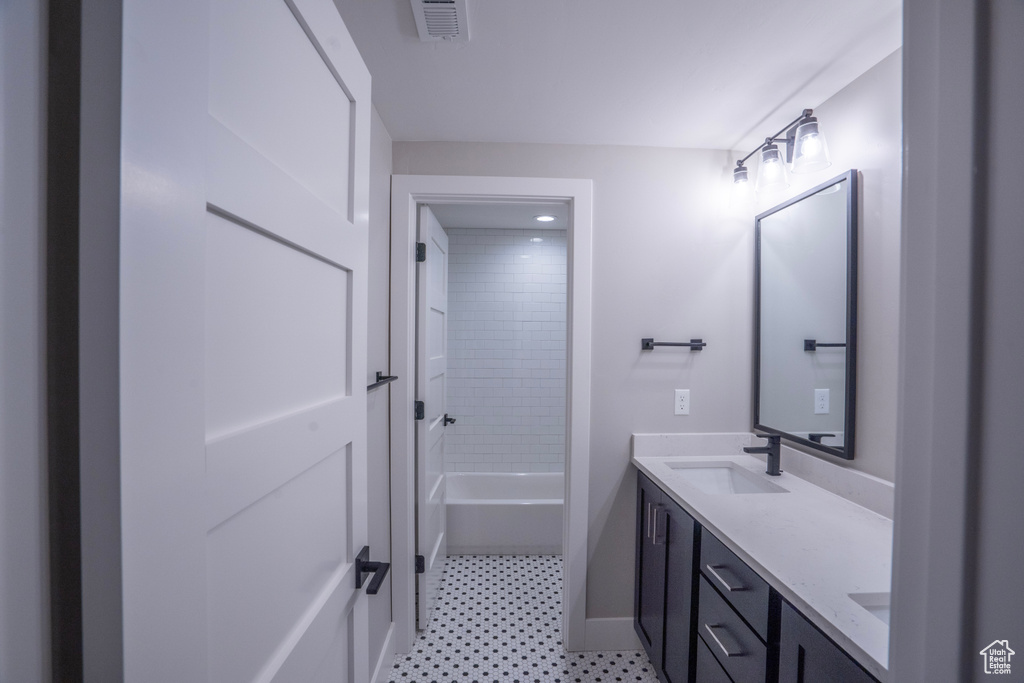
632,436,892,681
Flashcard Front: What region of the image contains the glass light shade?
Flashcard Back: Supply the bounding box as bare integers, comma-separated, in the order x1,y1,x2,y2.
731,165,752,206
791,117,832,173
756,143,789,194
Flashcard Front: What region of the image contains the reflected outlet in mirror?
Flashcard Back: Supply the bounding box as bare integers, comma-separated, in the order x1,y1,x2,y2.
848,592,891,626
665,461,789,495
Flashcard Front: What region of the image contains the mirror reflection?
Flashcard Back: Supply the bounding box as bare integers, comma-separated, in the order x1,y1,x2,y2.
754,171,857,460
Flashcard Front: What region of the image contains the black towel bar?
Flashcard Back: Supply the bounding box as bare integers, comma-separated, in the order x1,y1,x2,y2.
803,339,846,351
641,338,706,351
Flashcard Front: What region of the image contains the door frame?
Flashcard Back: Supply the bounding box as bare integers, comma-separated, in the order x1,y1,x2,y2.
389,174,593,653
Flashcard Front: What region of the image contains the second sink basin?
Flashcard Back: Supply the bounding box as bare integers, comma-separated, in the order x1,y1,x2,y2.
666,461,788,495
849,592,891,625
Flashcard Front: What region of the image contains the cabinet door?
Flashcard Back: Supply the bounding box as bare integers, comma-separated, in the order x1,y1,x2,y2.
635,473,666,669
663,496,698,683
779,602,878,683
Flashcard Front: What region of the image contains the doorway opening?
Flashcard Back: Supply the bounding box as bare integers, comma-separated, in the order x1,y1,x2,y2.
389,175,593,654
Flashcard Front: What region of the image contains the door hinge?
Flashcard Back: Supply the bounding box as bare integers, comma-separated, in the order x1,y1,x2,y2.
414,401,425,420
416,242,426,262
415,555,425,574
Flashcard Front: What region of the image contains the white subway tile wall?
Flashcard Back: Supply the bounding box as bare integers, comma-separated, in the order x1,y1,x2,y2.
445,228,567,473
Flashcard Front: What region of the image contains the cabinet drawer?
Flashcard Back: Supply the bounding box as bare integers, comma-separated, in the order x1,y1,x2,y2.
696,635,734,683
698,576,767,683
701,531,771,640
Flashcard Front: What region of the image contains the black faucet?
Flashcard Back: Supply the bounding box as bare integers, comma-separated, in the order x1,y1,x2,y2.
743,434,783,476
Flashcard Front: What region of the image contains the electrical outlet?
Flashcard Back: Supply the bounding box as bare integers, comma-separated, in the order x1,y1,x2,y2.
814,388,829,414
675,389,690,415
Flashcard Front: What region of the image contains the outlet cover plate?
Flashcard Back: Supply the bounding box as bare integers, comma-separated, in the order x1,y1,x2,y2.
814,388,829,414
675,389,690,415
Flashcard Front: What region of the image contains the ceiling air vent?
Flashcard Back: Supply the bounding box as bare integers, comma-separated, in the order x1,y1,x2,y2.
410,0,469,42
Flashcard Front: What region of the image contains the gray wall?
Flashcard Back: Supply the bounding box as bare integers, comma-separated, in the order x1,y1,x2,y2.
0,0,51,679
892,1,1024,680
970,1,1024,673
743,50,903,481
393,51,903,620
395,143,751,619
367,106,394,672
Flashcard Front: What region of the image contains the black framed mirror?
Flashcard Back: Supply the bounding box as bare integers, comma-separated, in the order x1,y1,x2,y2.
753,170,858,460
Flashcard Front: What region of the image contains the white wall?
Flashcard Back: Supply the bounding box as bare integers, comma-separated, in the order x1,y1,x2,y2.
744,50,903,481
0,0,51,680
394,143,749,619
366,106,394,677
445,228,567,473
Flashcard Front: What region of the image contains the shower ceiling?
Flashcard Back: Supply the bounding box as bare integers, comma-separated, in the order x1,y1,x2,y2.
428,202,569,230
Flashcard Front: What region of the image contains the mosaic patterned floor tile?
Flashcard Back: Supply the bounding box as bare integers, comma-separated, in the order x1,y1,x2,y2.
388,555,659,683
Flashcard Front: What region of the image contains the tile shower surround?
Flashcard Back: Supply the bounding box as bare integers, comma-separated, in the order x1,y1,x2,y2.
387,555,658,683
445,229,567,473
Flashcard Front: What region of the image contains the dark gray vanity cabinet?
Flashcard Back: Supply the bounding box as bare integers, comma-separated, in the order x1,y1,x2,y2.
635,472,698,683
635,472,881,683
779,602,878,683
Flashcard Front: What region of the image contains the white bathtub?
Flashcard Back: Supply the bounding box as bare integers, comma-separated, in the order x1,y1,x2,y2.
446,472,563,555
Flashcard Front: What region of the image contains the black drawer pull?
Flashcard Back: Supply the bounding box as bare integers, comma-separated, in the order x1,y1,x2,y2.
704,623,744,658
651,505,665,545
706,564,745,592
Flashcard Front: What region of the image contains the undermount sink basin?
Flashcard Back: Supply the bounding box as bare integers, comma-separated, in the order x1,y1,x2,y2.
665,462,788,495
849,592,891,626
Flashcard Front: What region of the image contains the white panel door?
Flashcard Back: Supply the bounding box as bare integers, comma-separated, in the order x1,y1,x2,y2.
415,206,449,629
118,0,372,681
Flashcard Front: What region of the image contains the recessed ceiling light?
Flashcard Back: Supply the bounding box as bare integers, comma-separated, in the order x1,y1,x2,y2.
534,215,556,222
530,237,544,243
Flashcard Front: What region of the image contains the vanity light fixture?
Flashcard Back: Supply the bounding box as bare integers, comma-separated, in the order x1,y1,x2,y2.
530,237,544,243
534,214,556,222
732,108,832,197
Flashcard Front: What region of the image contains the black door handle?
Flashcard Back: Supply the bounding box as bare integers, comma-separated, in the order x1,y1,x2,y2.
355,546,391,595
444,414,456,426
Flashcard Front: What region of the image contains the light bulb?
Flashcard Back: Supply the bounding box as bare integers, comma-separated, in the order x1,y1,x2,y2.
791,117,831,174
731,164,752,207
756,143,789,193
799,134,822,158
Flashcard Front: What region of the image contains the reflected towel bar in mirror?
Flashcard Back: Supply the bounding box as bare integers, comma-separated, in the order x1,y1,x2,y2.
803,339,847,351
641,338,707,351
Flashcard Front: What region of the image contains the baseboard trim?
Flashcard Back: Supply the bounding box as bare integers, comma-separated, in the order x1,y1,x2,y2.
372,622,396,683
583,617,641,652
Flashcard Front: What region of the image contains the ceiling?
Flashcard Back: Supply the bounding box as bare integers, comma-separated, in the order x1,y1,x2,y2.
333,0,902,152
428,202,569,231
